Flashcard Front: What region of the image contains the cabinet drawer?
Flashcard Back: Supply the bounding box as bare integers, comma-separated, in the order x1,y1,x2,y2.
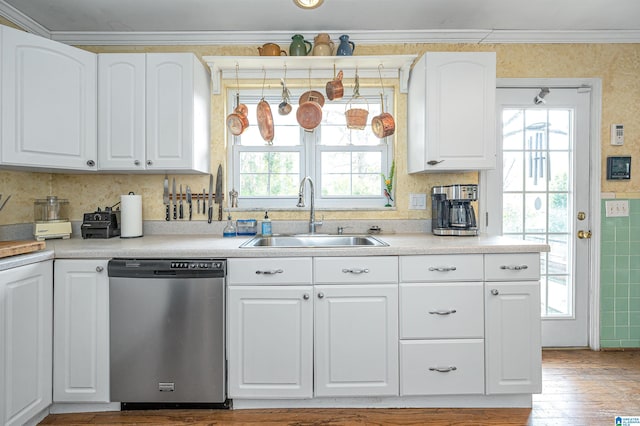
400,255,483,282
400,282,484,339
400,339,484,396
314,257,398,284
485,253,540,281
227,257,312,285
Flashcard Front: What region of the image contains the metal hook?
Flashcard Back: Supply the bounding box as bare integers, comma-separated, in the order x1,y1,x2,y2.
261,68,267,99
0,194,11,212
377,64,385,96
234,63,240,95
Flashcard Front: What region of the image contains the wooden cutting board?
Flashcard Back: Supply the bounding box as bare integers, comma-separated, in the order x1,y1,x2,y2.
0,240,46,258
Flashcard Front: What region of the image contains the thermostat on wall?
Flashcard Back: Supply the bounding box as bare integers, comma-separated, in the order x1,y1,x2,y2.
607,156,631,180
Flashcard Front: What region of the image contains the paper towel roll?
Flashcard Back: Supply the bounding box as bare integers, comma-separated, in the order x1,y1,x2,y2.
120,193,143,238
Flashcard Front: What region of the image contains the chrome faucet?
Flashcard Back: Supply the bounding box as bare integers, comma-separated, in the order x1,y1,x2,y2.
297,176,322,234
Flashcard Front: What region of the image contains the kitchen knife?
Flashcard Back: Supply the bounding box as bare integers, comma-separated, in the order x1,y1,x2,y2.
202,189,206,216
207,174,214,224
163,175,170,221
172,178,177,220
186,186,192,220
215,165,223,221
179,184,184,219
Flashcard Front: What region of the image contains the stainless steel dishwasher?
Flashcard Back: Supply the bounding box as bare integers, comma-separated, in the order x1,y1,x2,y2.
108,258,227,407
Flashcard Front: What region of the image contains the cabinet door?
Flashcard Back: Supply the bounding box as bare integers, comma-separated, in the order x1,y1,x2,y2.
97,54,146,171
1,26,97,171
485,281,542,394
146,53,209,173
314,284,399,397
227,285,313,399
53,259,110,402
408,52,496,172
0,260,53,426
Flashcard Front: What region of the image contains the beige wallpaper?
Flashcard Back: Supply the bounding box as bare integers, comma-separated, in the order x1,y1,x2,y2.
1,33,639,225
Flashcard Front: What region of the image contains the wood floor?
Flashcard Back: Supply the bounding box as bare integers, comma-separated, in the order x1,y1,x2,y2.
41,349,640,426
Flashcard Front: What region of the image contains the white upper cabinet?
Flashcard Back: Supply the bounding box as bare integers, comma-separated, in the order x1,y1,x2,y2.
98,52,211,173
407,52,496,172
1,25,97,171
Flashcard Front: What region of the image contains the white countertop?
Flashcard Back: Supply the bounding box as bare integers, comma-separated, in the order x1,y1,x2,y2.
0,249,54,271
46,233,549,259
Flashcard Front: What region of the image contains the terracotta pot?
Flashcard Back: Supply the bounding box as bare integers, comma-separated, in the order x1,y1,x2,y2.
325,70,344,101
257,99,274,143
371,112,395,138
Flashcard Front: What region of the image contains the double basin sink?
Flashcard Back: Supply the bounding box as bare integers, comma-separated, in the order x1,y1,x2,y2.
240,234,388,248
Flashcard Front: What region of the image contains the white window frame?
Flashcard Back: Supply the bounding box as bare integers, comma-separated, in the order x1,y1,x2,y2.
227,87,394,210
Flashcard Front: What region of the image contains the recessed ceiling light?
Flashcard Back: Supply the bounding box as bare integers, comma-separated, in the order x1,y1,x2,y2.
293,0,324,10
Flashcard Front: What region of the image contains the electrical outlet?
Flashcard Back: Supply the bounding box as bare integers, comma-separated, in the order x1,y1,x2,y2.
409,193,427,210
605,200,629,217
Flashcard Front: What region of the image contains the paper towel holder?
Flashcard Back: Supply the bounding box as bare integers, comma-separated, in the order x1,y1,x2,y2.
120,192,144,239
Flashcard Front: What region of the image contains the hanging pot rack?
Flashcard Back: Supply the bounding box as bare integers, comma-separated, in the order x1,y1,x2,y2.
203,55,417,94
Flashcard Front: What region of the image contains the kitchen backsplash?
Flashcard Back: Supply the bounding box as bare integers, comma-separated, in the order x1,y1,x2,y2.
600,196,640,348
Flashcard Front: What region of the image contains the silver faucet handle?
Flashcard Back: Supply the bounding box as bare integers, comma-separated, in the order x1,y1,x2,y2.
337,225,351,235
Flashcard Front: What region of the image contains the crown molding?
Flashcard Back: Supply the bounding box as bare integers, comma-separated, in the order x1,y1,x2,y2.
0,1,50,38
48,28,640,46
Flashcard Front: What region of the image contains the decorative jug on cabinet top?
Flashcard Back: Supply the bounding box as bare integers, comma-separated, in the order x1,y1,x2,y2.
312,33,334,56
289,34,312,56
336,34,355,56
258,43,287,56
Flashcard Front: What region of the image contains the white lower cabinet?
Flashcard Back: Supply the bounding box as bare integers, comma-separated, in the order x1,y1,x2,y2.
53,259,110,402
485,281,542,394
227,285,313,399
0,259,53,426
314,284,398,397
484,253,542,395
400,339,484,396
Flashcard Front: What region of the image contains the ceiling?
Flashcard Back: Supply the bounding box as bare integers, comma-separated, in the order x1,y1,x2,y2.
1,0,640,45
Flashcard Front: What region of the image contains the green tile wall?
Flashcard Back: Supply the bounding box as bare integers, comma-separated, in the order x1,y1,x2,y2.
601,198,640,348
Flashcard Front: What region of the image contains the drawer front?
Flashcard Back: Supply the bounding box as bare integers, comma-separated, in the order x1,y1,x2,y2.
314,257,398,284
400,255,483,282
400,282,484,339
400,339,485,396
485,253,540,281
228,257,312,285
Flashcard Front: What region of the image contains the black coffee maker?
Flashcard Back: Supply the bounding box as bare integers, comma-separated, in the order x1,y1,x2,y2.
431,184,478,236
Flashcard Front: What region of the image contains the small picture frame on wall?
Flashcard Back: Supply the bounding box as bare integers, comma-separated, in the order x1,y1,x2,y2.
606,156,631,180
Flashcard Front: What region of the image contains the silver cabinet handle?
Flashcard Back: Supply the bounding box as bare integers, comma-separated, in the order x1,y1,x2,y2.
428,266,457,272
303,293,310,300
428,309,457,315
146,160,153,166
317,292,325,299
255,269,284,275
134,160,141,166
491,289,499,296
500,265,528,271
342,268,369,274
427,160,444,166
96,266,104,273
86,160,96,167
429,366,457,373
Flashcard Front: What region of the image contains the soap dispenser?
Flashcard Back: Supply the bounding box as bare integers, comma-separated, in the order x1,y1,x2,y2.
261,211,272,236
223,212,237,238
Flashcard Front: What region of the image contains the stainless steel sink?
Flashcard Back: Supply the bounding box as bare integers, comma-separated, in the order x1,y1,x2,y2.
239,234,389,248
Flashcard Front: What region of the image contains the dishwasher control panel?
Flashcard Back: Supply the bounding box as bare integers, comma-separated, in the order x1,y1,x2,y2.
170,261,224,270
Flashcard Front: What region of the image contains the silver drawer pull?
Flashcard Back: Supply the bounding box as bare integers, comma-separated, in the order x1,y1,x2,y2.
428,309,457,315
342,268,370,274
255,269,284,275
429,366,457,373
500,265,528,271
428,266,457,272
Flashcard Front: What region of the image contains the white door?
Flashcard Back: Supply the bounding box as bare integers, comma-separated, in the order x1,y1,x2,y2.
53,259,110,402
314,284,399,397
485,87,591,347
227,286,313,399
1,25,97,171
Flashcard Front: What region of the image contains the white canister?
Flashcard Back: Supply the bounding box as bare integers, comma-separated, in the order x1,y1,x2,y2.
120,192,143,238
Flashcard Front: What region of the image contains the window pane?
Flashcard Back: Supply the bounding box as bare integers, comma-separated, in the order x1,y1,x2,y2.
320,151,382,197
503,151,523,191
525,193,547,233
239,152,299,197
549,193,569,233
502,109,524,150
548,109,571,151
548,151,569,191
503,193,523,233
